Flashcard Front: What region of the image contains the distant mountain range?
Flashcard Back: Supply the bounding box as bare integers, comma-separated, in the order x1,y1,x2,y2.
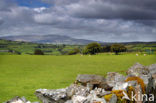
0,35,99,45
0,35,156,45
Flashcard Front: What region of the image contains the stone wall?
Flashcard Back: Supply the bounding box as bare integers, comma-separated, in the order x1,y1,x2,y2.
5,63,156,103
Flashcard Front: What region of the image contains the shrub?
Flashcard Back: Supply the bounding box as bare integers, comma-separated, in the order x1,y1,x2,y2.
34,49,44,55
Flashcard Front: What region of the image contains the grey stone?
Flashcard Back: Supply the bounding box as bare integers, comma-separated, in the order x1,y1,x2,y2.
76,74,105,85
76,74,112,90
109,94,117,103
72,95,87,103
90,88,109,97
127,63,149,76
127,80,138,87
113,82,128,91
35,88,69,103
67,84,90,97
86,93,106,103
127,63,153,85
5,96,31,103
148,64,156,75
106,72,126,87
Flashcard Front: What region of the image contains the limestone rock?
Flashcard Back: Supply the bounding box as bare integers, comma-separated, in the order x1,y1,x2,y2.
113,82,128,91
86,93,106,103
5,96,32,103
127,63,149,76
127,63,152,85
148,64,156,75
106,72,126,87
72,95,87,103
67,84,90,97
76,74,111,90
76,74,105,85
35,88,68,103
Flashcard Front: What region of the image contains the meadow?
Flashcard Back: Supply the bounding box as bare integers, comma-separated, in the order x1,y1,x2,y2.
0,54,156,102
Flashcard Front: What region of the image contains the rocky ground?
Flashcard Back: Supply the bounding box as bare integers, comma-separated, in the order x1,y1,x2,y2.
5,63,156,103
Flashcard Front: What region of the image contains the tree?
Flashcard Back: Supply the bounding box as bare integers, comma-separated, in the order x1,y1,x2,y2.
34,49,44,55
68,48,80,55
101,45,111,52
83,42,101,55
111,44,127,55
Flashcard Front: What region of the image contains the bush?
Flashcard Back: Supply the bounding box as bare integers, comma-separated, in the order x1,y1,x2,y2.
83,42,101,55
34,49,44,55
68,48,80,55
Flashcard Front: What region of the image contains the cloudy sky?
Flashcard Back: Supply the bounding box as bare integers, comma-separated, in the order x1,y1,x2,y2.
0,0,156,42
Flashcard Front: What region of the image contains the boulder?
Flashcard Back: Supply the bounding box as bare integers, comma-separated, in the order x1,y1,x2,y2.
5,96,32,103
76,74,111,90
76,74,105,85
113,82,128,91
127,63,149,76
66,84,90,97
35,88,69,103
106,72,126,87
72,95,87,103
148,64,156,75
86,94,107,103
127,63,152,85
91,88,111,97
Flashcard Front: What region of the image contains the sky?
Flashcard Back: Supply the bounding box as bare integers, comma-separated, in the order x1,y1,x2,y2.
0,0,156,42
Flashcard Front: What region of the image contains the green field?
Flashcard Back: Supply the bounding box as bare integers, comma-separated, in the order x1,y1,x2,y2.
0,54,156,102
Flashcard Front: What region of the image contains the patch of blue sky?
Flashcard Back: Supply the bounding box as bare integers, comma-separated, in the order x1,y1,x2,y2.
14,0,51,8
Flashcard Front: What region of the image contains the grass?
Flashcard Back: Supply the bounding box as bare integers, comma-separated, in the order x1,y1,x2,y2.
0,54,156,102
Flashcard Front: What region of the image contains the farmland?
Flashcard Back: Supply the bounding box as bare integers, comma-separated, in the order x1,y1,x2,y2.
0,54,156,102
0,39,156,55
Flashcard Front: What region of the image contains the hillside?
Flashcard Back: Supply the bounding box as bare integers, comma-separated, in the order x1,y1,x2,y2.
0,35,97,45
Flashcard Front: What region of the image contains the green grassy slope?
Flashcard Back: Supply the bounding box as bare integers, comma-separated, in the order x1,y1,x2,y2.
0,54,156,102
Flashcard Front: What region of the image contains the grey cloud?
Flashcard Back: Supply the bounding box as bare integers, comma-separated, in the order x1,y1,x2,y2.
0,0,156,42
65,0,156,20
0,0,16,11
0,18,4,25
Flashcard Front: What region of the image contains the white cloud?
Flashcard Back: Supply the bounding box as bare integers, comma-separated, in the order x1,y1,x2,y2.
34,7,47,13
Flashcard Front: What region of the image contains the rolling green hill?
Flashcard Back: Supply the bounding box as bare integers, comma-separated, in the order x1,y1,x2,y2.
0,39,156,55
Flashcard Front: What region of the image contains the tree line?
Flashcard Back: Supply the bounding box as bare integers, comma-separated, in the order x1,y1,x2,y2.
34,42,127,55
68,42,127,55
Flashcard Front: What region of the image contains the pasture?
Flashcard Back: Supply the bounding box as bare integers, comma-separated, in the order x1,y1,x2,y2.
0,54,156,102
